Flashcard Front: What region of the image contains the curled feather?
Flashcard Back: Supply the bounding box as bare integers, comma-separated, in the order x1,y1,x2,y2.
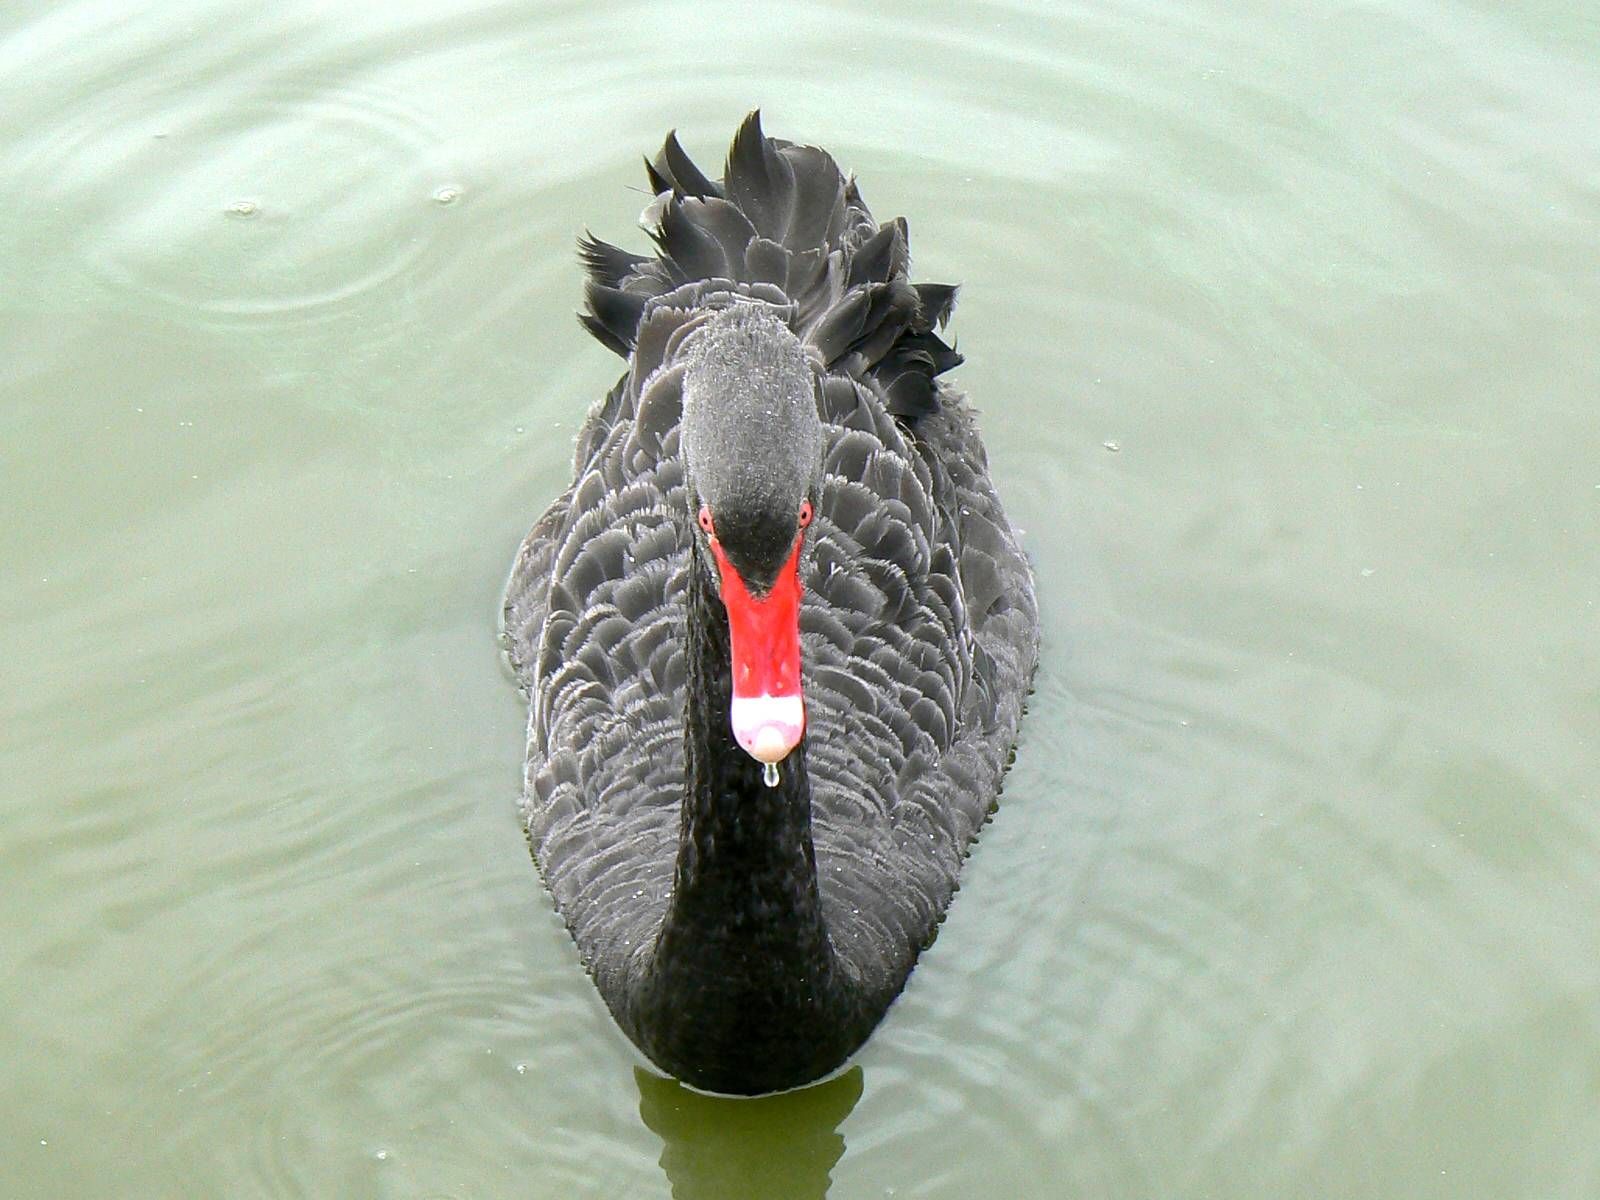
577,112,961,415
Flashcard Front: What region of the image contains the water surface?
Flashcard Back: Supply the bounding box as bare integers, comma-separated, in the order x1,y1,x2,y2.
3,1,1598,1196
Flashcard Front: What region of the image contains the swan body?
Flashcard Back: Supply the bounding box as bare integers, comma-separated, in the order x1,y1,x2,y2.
505,114,1038,1094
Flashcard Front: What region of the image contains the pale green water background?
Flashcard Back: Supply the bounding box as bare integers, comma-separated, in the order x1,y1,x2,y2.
3,1,1598,1197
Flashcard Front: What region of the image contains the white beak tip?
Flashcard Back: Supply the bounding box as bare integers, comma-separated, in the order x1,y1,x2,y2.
730,694,804,765
749,726,793,763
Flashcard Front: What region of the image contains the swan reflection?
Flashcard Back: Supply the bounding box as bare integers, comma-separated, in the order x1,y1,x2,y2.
636,1064,863,1200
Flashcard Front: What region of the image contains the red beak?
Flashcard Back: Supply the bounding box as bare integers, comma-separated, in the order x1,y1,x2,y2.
709,533,805,764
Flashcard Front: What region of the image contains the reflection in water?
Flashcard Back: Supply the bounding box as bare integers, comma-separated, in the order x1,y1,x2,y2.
637,1065,863,1200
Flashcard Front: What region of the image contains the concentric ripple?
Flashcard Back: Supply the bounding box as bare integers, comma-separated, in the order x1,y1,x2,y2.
0,4,461,326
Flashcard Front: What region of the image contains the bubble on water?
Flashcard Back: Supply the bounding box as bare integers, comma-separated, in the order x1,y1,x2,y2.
432,185,462,206
225,199,259,219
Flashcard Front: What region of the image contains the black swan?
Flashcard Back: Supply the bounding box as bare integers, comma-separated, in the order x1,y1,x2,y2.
504,113,1038,1095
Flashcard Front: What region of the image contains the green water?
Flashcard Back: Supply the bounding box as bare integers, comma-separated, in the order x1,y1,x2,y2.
3,1,1598,1196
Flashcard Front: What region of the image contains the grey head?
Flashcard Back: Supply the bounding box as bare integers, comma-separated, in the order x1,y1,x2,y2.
679,303,824,591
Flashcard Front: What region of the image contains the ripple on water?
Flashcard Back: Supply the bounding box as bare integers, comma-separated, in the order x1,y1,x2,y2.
848,571,1600,1193
17,80,457,323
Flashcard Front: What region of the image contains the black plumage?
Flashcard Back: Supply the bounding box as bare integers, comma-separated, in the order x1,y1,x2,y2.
504,113,1038,1094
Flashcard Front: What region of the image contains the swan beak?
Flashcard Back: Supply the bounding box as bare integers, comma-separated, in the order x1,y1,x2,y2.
730,694,805,764
710,528,807,770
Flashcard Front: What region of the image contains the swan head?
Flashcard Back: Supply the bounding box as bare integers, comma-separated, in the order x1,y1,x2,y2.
679,303,823,767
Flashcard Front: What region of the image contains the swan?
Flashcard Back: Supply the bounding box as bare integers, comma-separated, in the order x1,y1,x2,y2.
504,113,1038,1095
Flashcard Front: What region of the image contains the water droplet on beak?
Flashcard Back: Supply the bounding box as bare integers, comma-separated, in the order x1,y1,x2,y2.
762,761,780,788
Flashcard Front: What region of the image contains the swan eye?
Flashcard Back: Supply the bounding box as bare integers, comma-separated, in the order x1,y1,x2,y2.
797,500,813,529
697,505,715,535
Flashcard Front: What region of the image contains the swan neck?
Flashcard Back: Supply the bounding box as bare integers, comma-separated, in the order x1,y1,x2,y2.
673,555,827,944
624,554,858,1093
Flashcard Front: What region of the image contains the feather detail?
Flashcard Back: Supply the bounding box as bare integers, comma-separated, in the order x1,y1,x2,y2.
575,112,959,417
655,130,723,198
579,233,648,291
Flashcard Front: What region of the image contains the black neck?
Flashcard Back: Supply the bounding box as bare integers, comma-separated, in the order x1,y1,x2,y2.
626,554,857,1094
